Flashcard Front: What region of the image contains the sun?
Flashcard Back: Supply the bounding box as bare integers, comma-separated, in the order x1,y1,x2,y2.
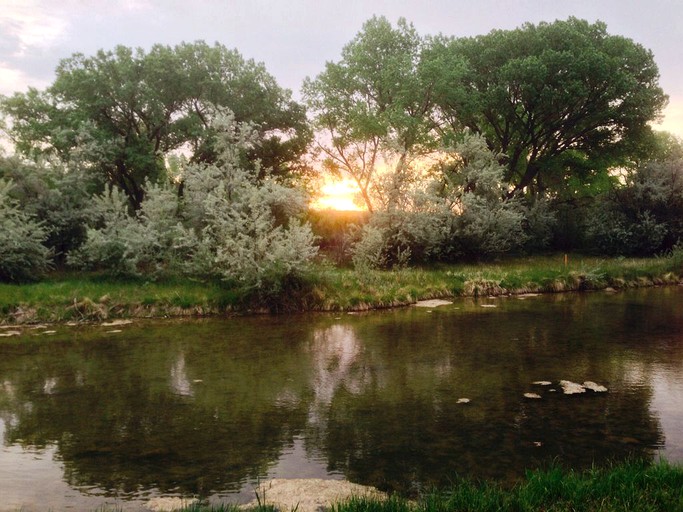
310,178,365,211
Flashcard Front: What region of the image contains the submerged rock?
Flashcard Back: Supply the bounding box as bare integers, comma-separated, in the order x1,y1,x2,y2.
559,380,586,395
146,496,198,511
245,478,385,512
101,319,133,327
524,393,542,399
0,330,21,337
414,299,452,308
532,381,552,386
456,398,471,404
583,381,608,392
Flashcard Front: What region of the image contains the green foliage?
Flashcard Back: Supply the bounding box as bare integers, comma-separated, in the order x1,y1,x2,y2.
1,42,311,208
0,179,52,282
179,111,319,291
351,134,539,268
431,17,668,198
68,111,319,293
303,16,440,212
585,153,683,255
329,460,683,512
0,156,101,261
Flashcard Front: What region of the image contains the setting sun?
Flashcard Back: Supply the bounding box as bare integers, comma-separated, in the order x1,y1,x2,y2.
310,178,365,211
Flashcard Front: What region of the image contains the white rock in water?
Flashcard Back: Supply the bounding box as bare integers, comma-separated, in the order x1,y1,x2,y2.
246,478,385,512
0,331,21,337
101,319,133,326
533,381,552,386
456,398,471,404
583,381,608,392
524,393,542,399
146,497,198,511
559,380,586,394
480,304,497,308
414,299,453,308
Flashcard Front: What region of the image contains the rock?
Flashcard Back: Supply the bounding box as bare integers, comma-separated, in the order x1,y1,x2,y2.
414,299,452,308
146,497,198,511
524,393,542,399
583,381,608,392
559,380,586,394
245,478,385,512
456,398,471,404
105,329,123,333
0,331,21,337
480,304,497,308
101,319,133,327
604,287,617,293
532,381,552,386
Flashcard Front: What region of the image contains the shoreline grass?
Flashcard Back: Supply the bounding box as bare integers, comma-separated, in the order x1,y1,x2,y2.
174,460,683,512
1,253,681,324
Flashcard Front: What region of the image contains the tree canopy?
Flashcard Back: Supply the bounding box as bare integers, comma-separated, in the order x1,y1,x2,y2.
303,16,440,212
1,41,311,208
431,17,668,198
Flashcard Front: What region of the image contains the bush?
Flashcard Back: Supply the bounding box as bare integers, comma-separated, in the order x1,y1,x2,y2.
351,133,534,268
0,179,52,282
69,110,319,294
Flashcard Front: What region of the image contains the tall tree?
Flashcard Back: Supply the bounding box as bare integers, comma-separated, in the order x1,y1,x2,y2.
303,16,441,212
431,18,668,198
1,42,311,208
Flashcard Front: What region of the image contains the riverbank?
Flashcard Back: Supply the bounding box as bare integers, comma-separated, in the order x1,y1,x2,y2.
172,460,683,512
1,253,681,324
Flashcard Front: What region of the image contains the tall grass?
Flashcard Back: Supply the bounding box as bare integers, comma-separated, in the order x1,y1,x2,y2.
330,460,683,512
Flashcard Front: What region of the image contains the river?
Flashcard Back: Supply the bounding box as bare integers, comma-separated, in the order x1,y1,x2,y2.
0,286,682,510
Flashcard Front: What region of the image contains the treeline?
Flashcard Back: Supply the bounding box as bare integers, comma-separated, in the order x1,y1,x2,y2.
1,17,682,288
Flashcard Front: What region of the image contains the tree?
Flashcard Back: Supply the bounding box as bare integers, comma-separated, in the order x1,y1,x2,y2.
431,18,668,198
0,179,52,282
0,156,101,262
1,42,311,208
69,111,318,290
303,16,441,212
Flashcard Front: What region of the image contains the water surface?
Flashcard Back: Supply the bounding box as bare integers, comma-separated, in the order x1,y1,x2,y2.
1,287,682,510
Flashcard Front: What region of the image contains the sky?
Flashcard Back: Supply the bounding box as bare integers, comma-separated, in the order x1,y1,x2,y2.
1,0,683,137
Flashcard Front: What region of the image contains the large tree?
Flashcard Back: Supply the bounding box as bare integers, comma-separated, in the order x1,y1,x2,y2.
1,42,311,208
303,16,441,212
431,18,668,198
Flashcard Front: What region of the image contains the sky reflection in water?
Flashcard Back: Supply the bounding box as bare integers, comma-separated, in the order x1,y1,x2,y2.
0,287,682,510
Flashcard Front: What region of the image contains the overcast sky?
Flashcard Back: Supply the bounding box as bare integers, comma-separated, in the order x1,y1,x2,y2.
2,0,682,135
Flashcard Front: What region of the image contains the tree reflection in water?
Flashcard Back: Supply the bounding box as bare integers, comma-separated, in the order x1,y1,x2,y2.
0,287,681,503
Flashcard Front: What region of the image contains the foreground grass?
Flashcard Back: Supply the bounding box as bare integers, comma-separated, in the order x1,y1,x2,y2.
333,460,683,512
177,460,683,512
1,253,682,323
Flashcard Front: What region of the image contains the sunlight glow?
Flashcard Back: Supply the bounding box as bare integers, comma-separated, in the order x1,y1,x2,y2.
654,97,683,139
310,178,365,211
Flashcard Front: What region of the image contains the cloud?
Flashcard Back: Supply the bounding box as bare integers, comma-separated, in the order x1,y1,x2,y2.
0,2,69,57
0,63,49,96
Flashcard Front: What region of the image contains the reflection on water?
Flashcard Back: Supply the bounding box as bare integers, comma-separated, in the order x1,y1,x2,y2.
0,287,682,510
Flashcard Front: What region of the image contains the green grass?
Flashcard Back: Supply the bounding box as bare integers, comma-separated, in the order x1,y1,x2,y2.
1,253,681,323
313,253,682,310
171,460,683,512
329,460,683,512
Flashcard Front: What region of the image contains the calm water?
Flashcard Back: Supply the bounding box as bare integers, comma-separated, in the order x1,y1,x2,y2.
1,287,682,510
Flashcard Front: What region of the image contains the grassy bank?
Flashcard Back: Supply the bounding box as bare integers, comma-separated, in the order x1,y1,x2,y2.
1,253,682,323
175,460,683,512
